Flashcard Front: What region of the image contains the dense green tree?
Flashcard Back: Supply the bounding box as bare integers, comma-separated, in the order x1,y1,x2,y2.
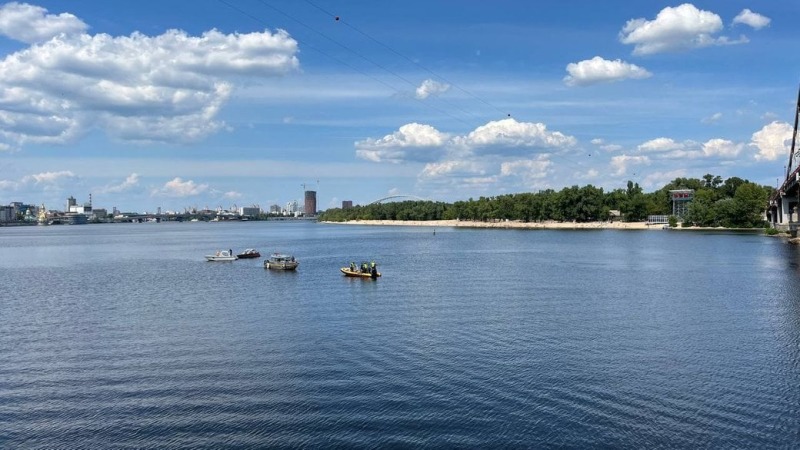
733,182,768,227
721,176,746,198
604,188,627,212
575,185,605,222
620,181,647,221
684,189,717,226
557,186,579,221
702,174,723,189
664,177,705,192
714,198,738,227
648,188,672,215
623,195,648,222
316,175,774,228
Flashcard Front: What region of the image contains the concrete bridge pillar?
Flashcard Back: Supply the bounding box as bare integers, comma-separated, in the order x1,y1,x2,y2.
781,196,793,223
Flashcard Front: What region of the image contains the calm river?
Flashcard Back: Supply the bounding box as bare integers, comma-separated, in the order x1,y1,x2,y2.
1,222,798,448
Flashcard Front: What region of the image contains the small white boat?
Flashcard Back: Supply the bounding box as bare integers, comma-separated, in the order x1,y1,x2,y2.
264,253,299,270
205,250,237,261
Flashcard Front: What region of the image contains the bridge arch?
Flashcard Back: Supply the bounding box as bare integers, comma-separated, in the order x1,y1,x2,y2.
368,194,431,205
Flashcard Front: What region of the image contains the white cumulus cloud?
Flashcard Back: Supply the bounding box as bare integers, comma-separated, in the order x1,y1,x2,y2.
152,177,209,197
0,179,18,190
360,119,576,191
0,5,299,149
619,4,746,55
21,170,76,184
0,2,87,43
637,137,685,153
637,137,743,159
415,79,450,99
564,56,651,86
0,169,77,192
611,155,649,176
642,169,687,189
500,158,552,178
356,119,576,164
456,118,577,153
419,160,486,179
581,168,600,179
702,139,743,158
590,138,623,152
732,9,770,29
750,122,792,161
99,173,140,194
355,123,449,163
500,158,553,187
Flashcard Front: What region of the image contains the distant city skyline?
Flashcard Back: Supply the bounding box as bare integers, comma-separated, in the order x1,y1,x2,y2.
32,192,316,216
0,1,798,212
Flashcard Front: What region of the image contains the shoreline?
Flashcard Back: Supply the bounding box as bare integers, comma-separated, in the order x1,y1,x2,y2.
323,219,751,231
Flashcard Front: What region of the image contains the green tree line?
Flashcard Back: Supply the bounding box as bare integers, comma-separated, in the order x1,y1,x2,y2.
318,175,773,228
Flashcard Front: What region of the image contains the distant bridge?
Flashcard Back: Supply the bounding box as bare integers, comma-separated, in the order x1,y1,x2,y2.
368,195,431,205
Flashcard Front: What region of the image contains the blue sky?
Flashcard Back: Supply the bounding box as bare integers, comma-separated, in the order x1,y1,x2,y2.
0,1,798,213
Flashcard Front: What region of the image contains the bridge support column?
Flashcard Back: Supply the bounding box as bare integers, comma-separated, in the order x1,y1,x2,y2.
781,196,793,224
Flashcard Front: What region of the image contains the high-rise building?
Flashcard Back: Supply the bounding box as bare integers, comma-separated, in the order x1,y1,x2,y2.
240,206,260,217
342,200,353,209
0,205,14,222
304,190,317,216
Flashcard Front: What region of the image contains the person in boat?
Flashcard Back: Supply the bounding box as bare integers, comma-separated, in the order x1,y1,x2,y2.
228,249,232,256
370,261,377,277
350,262,356,271
361,262,368,273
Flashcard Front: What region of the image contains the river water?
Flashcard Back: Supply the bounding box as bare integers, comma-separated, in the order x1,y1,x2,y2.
1,222,798,448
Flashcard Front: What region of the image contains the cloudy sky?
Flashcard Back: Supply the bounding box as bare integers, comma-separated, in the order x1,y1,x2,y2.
0,1,797,212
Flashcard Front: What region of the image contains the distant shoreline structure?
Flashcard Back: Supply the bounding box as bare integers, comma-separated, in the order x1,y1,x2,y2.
323,219,763,232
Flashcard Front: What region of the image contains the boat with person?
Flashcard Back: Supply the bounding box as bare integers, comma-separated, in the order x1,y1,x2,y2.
236,248,261,259
205,250,237,261
341,261,380,278
264,253,299,270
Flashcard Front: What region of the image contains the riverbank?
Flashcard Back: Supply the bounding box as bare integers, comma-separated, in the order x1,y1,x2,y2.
326,219,662,229
323,219,770,232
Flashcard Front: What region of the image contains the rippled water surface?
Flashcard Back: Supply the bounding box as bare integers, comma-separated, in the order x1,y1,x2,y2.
1,222,799,448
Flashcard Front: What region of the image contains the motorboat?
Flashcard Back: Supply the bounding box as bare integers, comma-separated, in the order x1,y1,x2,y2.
236,248,261,259
264,253,299,270
205,250,237,261
341,262,380,278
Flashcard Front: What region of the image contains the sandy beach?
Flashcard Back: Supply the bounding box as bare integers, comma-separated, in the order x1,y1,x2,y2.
325,219,664,230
